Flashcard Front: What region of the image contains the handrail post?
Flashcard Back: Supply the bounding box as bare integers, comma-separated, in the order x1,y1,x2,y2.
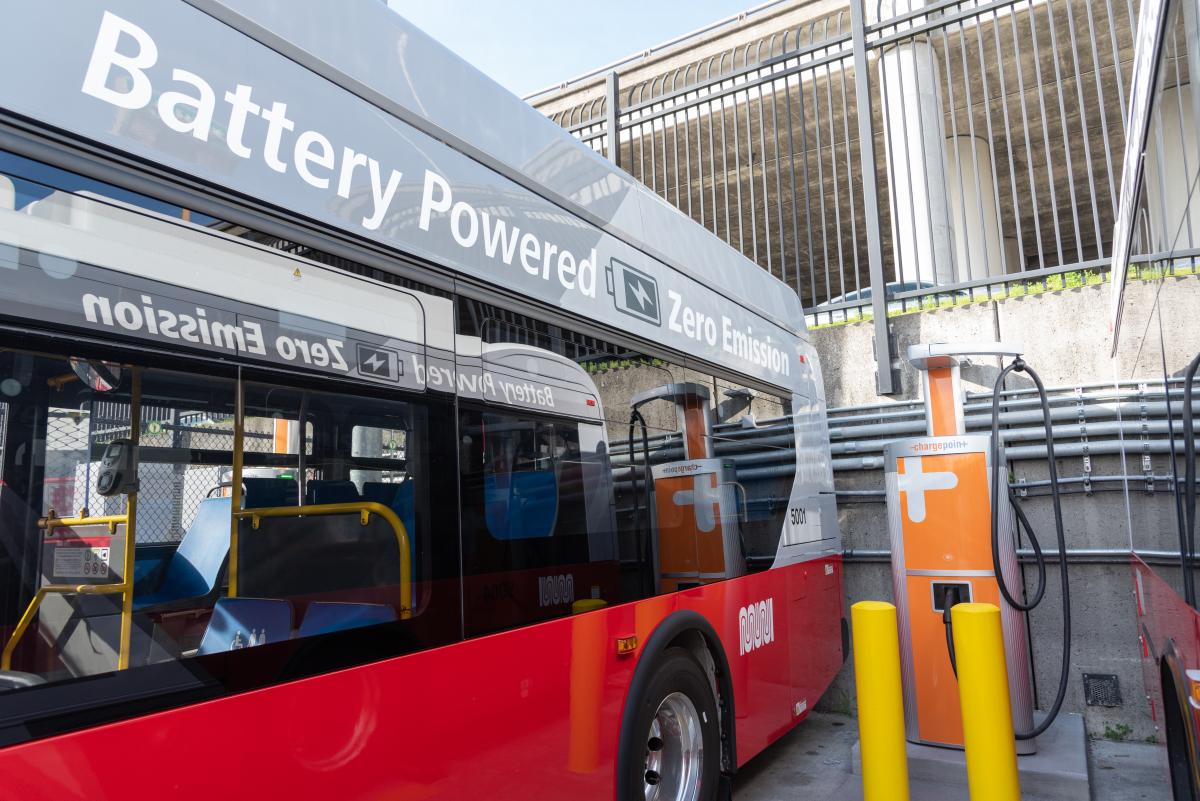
117,366,141,670
229,373,244,598
1,589,47,670
851,600,910,801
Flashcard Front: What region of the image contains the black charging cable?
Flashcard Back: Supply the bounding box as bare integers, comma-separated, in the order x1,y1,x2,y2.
983,357,1070,741
628,409,655,598
943,584,962,676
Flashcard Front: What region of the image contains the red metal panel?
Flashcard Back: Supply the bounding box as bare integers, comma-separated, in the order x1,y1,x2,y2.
1133,556,1200,732
0,560,843,800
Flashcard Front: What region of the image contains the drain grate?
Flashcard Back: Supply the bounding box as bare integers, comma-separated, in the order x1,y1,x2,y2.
1083,673,1122,707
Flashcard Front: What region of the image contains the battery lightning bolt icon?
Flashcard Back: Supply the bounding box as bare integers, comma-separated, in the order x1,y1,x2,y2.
355,343,400,382
606,259,662,326
629,280,653,311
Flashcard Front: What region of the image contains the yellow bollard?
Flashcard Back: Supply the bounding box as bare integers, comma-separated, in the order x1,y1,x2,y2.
951,603,1021,801
851,601,910,801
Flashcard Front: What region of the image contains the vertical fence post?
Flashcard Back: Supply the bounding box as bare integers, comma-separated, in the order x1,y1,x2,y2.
606,71,621,169
1184,0,1200,180
851,601,910,801
849,0,896,395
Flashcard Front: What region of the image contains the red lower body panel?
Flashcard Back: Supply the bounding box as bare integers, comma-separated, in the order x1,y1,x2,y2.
1133,557,1200,727
0,558,843,801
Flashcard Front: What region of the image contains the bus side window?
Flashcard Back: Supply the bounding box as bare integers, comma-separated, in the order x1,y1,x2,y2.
0,355,246,679
0,351,459,692
234,388,430,633
459,409,618,637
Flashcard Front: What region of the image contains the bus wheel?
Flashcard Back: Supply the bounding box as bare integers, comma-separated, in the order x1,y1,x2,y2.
622,647,720,801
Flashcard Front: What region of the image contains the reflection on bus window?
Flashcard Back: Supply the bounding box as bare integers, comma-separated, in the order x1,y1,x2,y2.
0,150,216,224
454,297,826,619
705,377,798,568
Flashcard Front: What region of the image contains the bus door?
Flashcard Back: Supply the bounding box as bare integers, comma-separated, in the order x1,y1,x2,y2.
0,353,173,679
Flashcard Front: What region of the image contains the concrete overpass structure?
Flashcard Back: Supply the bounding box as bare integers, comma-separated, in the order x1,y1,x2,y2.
529,0,1196,389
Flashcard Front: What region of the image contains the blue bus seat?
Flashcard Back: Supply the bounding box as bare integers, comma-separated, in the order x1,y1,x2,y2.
485,470,557,539
361,481,398,507
298,602,397,638
197,598,293,655
133,497,231,612
306,480,360,505
390,481,419,587
390,480,417,540
242,477,298,509
377,481,417,591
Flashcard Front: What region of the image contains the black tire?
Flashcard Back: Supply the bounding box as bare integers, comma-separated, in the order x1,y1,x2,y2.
619,647,721,801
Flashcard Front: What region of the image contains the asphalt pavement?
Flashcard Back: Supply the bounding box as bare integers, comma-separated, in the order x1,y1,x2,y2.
733,712,1171,800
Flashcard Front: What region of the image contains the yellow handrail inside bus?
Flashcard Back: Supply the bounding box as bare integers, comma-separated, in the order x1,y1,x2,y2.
1,514,132,671
231,501,412,619
39,513,130,530
228,379,244,597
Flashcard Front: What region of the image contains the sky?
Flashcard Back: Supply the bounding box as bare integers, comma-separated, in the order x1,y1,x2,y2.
386,0,760,98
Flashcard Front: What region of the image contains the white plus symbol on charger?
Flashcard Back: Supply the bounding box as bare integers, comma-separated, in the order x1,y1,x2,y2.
672,474,721,533
897,456,958,523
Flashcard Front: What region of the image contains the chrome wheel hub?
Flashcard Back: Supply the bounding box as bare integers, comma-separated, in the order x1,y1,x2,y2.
644,691,704,801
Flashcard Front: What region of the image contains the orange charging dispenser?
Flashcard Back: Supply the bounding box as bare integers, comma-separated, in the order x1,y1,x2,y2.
884,343,1036,753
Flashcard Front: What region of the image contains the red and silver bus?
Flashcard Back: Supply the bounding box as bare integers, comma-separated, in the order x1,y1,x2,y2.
0,3,844,799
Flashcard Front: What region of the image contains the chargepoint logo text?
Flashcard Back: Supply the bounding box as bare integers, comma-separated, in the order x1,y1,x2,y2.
738,598,776,656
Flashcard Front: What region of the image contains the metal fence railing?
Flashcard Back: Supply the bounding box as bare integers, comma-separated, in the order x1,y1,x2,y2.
534,0,1196,392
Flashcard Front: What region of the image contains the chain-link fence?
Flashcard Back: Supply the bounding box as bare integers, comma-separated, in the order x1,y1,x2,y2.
43,408,88,519
44,403,250,545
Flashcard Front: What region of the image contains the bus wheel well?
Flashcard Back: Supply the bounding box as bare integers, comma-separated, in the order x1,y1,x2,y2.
1160,649,1200,800
661,620,736,777
616,610,738,801
669,630,725,741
